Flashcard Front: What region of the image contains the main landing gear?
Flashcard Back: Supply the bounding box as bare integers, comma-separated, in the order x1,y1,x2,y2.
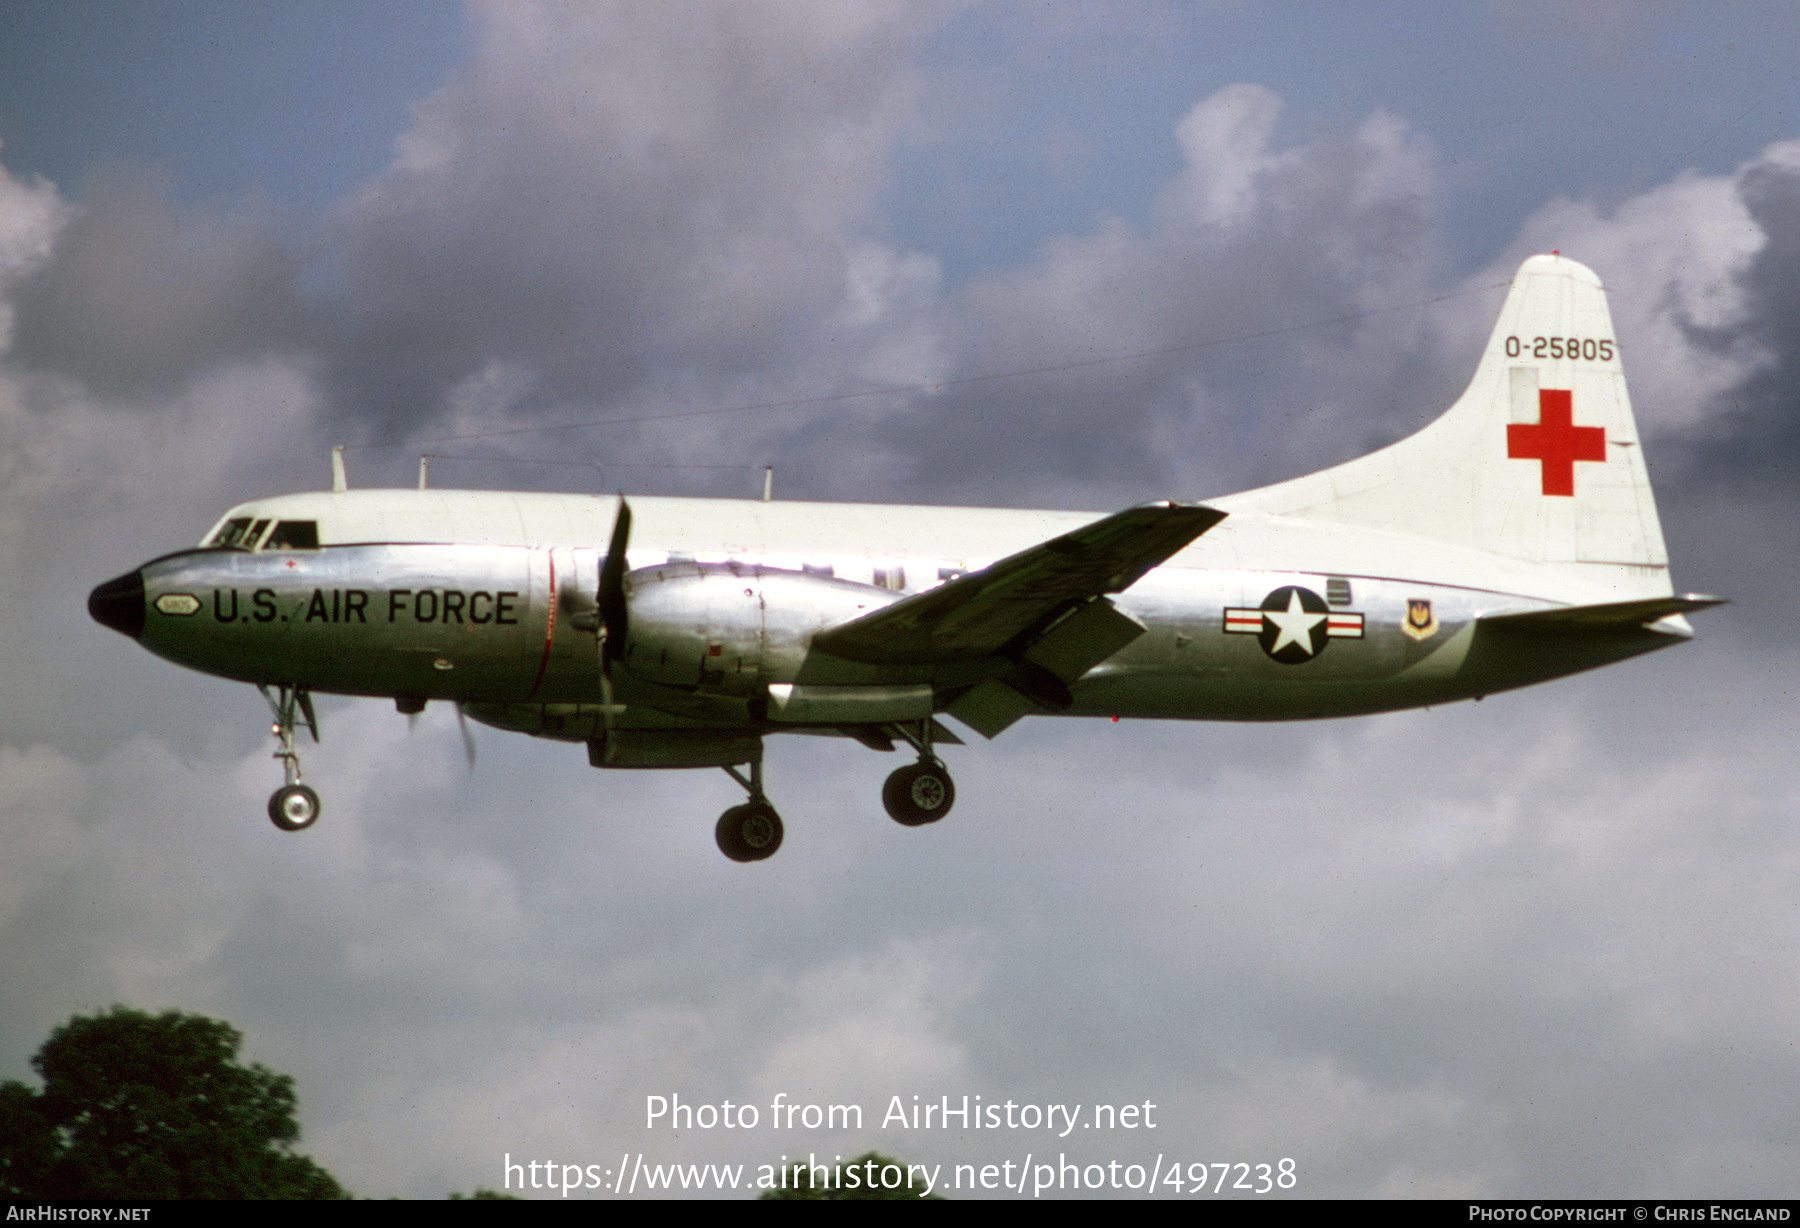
716,751,783,862
711,720,960,862
260,684,321,832
881,719,956,827
883,761,955,826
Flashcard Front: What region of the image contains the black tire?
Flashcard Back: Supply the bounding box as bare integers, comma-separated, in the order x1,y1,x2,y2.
268,784,322,832
882,762,955,826
715,802,783,862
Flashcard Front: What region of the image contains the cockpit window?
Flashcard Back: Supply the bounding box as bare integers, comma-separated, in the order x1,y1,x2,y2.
264,520,320,550
207,517,320,550
207,518,257,548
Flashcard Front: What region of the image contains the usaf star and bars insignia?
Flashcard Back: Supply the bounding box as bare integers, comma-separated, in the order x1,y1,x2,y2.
1224,585,1364,664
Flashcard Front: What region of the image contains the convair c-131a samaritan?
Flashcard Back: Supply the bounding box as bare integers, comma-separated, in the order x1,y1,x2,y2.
89,254,1721,861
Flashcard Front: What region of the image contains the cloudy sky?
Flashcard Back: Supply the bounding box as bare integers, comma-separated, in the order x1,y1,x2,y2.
2,0,1797,1199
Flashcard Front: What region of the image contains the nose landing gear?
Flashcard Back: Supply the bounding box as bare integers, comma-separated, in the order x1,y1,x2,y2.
260,684,321,832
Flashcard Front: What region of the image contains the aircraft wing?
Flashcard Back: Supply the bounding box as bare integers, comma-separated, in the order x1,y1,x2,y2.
1479,594,1727,635
813,501,1226,666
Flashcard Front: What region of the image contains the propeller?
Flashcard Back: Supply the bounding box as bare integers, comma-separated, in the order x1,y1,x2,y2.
296,689,319,742
455,702,477,772
596,498,632,732
401,701,475,773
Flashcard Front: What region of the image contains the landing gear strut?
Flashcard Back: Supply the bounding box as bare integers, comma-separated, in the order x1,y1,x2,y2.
717,749,782,861
882,719,955,826
260,684,321,832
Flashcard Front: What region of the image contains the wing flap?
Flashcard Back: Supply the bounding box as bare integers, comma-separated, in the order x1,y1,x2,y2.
944,679,1038,740
812,502,1225,666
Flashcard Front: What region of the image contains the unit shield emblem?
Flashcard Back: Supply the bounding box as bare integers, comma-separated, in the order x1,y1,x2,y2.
1402,597,1439,642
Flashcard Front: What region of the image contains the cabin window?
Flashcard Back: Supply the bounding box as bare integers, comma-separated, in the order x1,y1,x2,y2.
802,562,835,578
264,520,320,550
873,565,906,591
1326,576,1353,606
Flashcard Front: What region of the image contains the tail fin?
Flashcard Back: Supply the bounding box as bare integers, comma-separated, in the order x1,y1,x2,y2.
1219,254,1672,596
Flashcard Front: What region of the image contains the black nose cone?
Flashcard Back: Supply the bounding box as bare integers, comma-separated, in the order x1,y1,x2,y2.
89,570,145,639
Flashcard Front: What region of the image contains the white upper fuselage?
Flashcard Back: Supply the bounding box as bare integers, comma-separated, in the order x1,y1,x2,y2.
201,486,1667,613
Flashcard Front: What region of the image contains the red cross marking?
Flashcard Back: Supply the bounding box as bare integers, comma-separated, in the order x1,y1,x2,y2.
1507,388,1605,496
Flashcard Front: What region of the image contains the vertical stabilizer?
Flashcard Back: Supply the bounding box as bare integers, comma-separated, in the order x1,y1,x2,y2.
1218,255,1671,591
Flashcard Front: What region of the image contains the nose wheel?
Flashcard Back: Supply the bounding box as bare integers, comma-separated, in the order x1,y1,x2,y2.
269,783,322,831
260,684,322,832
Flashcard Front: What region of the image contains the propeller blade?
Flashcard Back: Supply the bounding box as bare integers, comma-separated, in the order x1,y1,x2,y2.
455,703,477,773
598,498,631,667
296,689,320,742
596,498,632,737
599,664,619,735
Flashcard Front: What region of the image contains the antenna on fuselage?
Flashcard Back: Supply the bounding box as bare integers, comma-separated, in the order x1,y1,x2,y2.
331,445,348,493
418,455,429,490
762,465,773,502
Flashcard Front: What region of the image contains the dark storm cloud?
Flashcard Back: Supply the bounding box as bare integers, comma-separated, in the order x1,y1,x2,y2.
1592,145,1800,634
9,167,308,398
883,88,1461,509
314,1,951,445
1685,152,1800,492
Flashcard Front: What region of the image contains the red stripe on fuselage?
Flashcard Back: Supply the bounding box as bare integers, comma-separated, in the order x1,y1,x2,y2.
526,551,556,700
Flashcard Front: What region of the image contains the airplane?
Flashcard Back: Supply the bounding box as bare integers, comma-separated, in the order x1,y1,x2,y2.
88,254,1722,861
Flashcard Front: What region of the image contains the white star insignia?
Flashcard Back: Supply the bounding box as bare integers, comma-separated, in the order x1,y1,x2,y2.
1264,589,1326,656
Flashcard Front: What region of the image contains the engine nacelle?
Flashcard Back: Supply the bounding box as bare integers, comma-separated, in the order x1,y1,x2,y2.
620,562,899,695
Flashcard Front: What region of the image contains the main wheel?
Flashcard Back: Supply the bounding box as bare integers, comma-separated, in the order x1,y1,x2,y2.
715,801,784,862
882,762,955,826
268,784,322,832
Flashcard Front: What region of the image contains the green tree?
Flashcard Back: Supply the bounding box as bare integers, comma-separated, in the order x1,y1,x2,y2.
760,1151,943,1200
0,1006,346,1199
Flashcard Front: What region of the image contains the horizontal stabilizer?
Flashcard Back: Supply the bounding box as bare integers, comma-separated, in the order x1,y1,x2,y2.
814,501,1225,665
1480,594,1726,635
